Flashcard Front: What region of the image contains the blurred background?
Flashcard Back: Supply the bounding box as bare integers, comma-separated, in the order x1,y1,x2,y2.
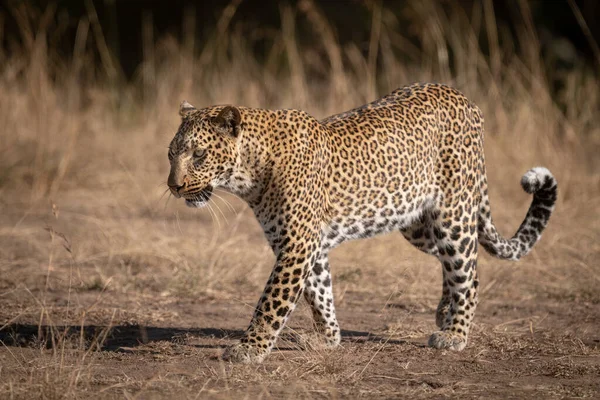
0,0,598,199
0,1,599,397
1,0,600,335
1,0,599,311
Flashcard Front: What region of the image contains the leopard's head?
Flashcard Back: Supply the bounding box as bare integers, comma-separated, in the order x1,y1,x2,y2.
167,102,243,208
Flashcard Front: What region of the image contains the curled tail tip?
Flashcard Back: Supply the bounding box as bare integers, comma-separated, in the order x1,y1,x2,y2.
480,167,557,261
520,167,556,195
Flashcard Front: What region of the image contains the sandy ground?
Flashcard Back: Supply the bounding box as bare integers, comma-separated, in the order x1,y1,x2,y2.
2,1,599,397
1,177,599,399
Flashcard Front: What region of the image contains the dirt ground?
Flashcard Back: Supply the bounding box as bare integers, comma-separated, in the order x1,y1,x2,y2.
1,178,599,399
2,0,600,397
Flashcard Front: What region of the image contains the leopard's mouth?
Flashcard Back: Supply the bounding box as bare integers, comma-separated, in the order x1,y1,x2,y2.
183,185,213,208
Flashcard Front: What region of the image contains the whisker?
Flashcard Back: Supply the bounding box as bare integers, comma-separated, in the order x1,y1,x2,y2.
207,202,221,232
211,191,238,216
158,187,171,202
150,187,171,215
175,210,183,235
210,196,229,226
203,190,221,232
203,195,217,228
214,187,246,204
163,192,173,212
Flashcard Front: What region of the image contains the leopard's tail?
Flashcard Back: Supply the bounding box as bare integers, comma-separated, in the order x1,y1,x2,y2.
478,167,557,261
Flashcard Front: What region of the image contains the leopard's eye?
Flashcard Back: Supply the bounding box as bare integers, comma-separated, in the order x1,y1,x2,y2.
193,149,205,159
192,149,207,167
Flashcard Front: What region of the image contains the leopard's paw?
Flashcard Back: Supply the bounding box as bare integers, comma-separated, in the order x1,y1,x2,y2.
428,331,467,351
221,342,269,364
294,331,341,351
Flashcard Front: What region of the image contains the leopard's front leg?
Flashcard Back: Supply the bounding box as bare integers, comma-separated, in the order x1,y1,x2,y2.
222,234,320,363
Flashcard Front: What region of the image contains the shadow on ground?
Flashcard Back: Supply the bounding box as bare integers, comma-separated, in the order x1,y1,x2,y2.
0,324,417,351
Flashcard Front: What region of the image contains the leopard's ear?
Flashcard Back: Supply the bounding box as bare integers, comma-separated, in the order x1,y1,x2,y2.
212,106,241,137
179,101,196,118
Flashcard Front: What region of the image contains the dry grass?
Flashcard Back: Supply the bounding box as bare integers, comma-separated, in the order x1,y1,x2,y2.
0,0,599,399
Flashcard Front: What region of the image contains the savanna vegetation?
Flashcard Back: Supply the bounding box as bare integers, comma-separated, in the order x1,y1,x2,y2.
0,1,598,398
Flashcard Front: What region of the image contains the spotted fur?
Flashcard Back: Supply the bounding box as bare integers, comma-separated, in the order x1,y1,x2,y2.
167,83,557,363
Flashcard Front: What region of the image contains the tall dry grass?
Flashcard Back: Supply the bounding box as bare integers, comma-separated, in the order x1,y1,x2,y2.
0,1,599,398
1,0,597,204
1,0,598,335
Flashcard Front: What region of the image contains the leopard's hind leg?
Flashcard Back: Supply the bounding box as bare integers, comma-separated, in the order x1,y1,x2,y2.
426,206,480,351
402,202,480,350
400,212,450,328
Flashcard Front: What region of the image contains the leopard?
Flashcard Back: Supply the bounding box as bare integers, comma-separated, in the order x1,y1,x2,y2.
166,82,557,363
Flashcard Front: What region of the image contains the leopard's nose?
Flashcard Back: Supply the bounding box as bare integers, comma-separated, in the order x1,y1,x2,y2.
168,182,186,192
167,173,188,195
